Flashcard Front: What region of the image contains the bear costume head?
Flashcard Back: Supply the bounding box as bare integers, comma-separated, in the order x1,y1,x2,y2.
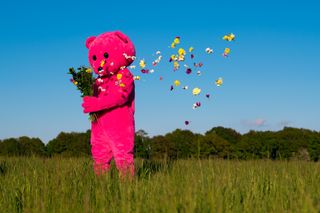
85,31,135,76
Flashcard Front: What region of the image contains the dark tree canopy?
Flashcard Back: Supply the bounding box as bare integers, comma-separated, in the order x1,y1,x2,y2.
1,127,320,161
46,131,91,157
0,137,46,156
205,126,241,144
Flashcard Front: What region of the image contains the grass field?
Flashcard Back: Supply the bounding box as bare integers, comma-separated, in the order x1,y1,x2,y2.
0,157,320,212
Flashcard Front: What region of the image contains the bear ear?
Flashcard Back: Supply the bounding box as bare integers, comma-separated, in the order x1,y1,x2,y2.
114,31,128,44
85,36,96,49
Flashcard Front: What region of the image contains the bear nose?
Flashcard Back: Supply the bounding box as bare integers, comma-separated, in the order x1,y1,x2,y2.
98,67,103,71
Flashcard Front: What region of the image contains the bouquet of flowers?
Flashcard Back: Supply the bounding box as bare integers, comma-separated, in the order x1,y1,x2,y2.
68,66,97,122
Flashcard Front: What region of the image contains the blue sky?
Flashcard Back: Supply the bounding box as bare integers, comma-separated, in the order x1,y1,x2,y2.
0,0,319,143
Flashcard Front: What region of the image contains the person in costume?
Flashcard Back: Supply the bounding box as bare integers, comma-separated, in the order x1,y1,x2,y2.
82,31,136,176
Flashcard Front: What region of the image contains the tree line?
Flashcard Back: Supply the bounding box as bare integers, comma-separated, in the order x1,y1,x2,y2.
0,127,320,161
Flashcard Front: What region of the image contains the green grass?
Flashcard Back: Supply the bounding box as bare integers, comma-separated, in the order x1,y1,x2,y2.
0,157,320,213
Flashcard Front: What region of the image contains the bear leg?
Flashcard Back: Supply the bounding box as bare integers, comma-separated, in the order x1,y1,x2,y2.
109,128,135,178
90,122,113,175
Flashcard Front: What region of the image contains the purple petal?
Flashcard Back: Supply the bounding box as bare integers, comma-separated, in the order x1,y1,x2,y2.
186,68,192,75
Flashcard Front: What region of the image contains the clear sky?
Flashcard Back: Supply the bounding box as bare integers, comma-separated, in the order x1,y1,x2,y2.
0,0,319,143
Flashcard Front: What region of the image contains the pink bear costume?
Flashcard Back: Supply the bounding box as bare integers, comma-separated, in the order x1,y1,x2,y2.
82,31,135,176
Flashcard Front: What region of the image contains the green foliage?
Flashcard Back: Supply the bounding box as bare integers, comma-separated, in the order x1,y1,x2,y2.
46,131,91,157
0,138,23,156
1,157,320,212
164,129,198,159
0,137,45,157
0,160,8,176
201,131,231,159
2,127,320,160
149,135,172,159
68,66,95,97
18,137,46,156
134,130,151,159
308,134,320,161
276,127,316,160
205,126,241,144
235,131,273,159
68,66,97,122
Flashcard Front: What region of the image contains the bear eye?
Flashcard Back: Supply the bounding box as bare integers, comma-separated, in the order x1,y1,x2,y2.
92,55,97,61
104,52,109,59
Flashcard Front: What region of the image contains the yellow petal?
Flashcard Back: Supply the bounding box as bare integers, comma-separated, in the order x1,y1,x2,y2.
178,54,185,61
174,80,181,86
215,78,223,86
85,68,92,73
224,48,230,54
178,48,186,56
100,60,106,67
134,76,141,80
192,87,201,95
223,33,235,41
173,37,180,44
229,33,235,40
139,59,146,68
117,73,122,80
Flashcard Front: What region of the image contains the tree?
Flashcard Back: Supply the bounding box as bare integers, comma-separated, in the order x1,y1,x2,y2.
1,126,319,161
276,127,313,159
134,130,151,159
0,138,23,156
235,131,273,159
164,129,197,159
200,132,231,158
307,134,320,161
149,135,172,159
18,137,46,156
136,129,148,138
205,126,241,145
46,131,91,157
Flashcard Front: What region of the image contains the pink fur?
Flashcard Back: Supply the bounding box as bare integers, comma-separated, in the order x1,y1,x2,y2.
82,31,135,176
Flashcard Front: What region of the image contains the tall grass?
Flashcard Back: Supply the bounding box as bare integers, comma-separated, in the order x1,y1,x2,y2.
0,157,319,212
